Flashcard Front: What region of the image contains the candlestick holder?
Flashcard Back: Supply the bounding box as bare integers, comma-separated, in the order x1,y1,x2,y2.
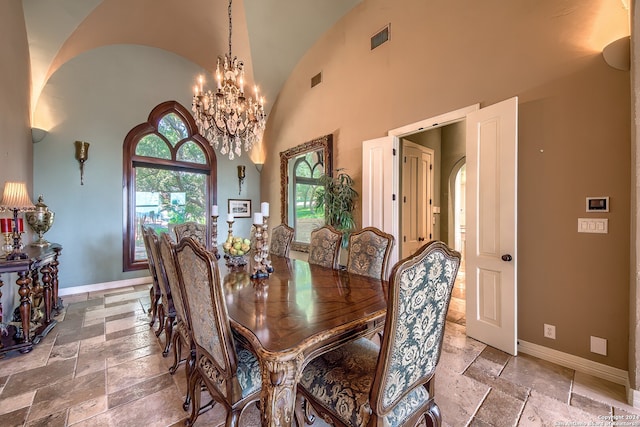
226,219,234,246
2,232,12,254
211,214,220,259
250,223,269,279
262,215,273,273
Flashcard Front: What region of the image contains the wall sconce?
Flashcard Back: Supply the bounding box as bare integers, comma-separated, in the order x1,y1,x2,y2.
255,163,264,173
237,165,246,195
31,127,48,143
74,141,90,185
603,36,630,71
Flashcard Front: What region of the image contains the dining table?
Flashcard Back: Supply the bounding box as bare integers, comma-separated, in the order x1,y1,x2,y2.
220,254,388,427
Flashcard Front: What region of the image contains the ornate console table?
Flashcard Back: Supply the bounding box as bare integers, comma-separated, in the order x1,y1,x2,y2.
0,243,62,356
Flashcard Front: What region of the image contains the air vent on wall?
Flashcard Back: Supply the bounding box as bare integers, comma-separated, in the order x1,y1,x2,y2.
371,24,390,50
311,72,322,88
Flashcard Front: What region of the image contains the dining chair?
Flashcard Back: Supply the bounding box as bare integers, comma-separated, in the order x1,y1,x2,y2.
140,224,162,330
307,225,342,269
346,226,395,280
144,226,177,345
174,236,262,427
296,240,461,427
173,221,207,248
158,232,194,405
270,223,295,257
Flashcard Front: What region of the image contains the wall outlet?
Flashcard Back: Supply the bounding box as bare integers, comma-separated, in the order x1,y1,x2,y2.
590,336,607,356
544,324,556,339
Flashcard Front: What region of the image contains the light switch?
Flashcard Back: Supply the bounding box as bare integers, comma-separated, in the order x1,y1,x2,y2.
578,218,608,234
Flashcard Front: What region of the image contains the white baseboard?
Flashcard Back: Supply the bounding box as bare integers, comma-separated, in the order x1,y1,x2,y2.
58,276,152,297
518,339,629,386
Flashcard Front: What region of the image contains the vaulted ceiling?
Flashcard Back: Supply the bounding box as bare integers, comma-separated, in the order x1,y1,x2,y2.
22,0,361,117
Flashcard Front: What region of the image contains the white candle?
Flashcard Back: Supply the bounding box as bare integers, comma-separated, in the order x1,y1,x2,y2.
227,213,234,222
253,212,263,225
212,205,219,216
261,202,269,217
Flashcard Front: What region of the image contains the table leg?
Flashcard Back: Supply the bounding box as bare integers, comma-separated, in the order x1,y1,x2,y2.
16,270,31,344
260,354,304,427
51,247,62,311
40,263,52,324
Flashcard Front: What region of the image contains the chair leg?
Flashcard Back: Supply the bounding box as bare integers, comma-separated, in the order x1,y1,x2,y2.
425,401,441,427
155,304,165,337
226,409,241,427
148,286,160,326
185,370,202,426
183,348,196,411
162,315,175,356
169,332,182,374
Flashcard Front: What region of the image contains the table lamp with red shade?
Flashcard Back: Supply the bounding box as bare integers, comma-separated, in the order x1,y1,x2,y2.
0,182,34,260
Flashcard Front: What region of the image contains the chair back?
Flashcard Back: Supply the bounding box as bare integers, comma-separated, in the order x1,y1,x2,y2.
159,232,187,330
142,225,174,311
174,236,240,396
346,226,395,280
370,241,460,416
174,221,207,248
141,224,160,290
270,224,294,257
308,225,342,269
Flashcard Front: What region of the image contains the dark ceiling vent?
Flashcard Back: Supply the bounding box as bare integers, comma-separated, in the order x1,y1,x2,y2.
311,72,322,88
371,24,390,50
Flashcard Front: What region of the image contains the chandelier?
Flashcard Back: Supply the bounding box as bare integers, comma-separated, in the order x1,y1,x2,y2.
192,0,266,160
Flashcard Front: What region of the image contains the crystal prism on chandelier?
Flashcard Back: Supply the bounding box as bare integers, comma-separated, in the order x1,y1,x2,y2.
191,0,266,160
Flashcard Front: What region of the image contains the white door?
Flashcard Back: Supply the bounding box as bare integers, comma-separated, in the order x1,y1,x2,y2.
465,97,518,355
401,141,434,258
362,136,399,272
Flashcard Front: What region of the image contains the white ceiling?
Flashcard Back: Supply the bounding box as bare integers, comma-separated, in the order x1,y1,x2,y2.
22,0,362,117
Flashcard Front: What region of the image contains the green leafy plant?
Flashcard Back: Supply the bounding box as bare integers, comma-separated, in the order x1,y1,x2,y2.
314,168,358,246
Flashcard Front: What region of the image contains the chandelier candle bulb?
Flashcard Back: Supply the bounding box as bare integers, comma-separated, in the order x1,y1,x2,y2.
261,202,269,217
227,213,234,223
212,205,219,216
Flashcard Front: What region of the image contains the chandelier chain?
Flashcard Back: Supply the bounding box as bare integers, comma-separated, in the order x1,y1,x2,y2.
228,0,232,58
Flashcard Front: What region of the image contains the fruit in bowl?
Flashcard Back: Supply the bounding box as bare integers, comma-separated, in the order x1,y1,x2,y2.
223,236,251,256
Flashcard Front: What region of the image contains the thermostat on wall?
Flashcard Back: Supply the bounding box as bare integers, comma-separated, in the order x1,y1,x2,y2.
586,197,609,212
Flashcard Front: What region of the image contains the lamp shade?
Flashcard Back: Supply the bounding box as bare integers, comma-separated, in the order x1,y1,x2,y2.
0,182,35,210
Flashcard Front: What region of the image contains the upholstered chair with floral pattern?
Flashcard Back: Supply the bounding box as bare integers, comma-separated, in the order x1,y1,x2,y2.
307,225,342,269
297,241,461,427
270,224,295,258
158,232,194,409
346,227,395,280
174,221,207,248
174,237,262,427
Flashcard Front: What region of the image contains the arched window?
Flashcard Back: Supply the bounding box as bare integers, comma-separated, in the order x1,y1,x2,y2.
292,150,325,244
123,101,217,271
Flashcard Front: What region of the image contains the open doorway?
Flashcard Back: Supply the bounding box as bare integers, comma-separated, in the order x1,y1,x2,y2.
399,123,466,324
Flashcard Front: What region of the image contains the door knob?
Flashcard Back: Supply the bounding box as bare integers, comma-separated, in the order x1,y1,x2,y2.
418,237,425,242
501,254,513,262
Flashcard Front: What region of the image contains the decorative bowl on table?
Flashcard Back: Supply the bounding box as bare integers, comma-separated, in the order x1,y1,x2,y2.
222,236,251,267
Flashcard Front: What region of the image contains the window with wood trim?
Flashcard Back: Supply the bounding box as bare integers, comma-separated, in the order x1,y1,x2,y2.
123,101,217,271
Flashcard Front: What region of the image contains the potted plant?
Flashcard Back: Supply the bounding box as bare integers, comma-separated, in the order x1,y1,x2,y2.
314,168,358,247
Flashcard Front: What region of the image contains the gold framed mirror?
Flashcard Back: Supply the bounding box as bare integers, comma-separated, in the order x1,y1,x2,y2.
280,134,333,252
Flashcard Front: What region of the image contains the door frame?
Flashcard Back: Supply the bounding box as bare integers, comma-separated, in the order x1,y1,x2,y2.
384,104,480,268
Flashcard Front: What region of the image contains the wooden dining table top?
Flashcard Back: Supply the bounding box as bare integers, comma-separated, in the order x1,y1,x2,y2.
220,255,389,359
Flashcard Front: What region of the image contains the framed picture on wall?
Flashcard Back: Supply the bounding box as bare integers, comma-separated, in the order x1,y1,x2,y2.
228,199,252,218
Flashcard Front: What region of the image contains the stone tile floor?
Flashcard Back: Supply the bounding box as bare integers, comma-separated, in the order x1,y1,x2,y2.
1,284,639,426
